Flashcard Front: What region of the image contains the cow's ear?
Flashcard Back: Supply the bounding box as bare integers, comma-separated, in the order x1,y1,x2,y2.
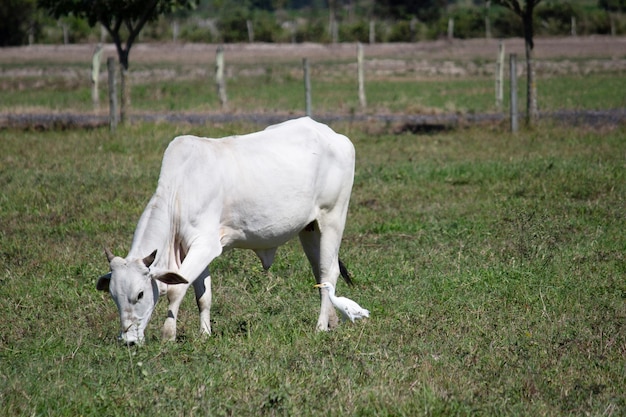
143,250,157,268
96,272,112,291
154,272,188,285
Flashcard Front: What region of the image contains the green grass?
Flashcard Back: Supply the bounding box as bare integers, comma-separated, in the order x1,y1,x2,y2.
1,121,624,416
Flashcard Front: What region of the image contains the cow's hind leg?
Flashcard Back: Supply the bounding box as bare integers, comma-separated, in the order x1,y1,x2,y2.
299,220,341,331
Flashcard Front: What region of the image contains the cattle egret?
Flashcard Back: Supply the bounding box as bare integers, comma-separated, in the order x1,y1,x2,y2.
96,117,355,344
314,282,370,323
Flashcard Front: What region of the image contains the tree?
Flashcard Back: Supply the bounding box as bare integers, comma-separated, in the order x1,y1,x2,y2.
38,0,195,122
491,0,542,126
374,0,448,22
1,0,37,46
599,0,626,35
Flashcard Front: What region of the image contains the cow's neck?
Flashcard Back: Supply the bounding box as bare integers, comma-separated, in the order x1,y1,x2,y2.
127,194,177,269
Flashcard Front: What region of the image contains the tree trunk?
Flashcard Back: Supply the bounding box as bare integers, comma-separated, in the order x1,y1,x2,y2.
522,10,538,125
525,39,537,125
119,50,130,125
485,1,492,39
329,0,338,43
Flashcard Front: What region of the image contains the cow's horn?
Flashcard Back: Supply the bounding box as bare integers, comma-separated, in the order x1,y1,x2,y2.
104,247,115,263
143,250,157,268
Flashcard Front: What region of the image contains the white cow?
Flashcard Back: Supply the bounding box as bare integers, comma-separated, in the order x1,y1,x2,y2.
97,117,355,345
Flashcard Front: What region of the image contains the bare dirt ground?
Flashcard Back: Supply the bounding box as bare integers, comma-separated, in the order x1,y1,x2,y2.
2,36,625,64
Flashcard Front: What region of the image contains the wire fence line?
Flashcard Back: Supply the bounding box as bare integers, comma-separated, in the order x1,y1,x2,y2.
2,39,625,131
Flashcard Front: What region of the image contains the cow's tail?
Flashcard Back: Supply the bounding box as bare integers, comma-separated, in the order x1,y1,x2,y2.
338,259,353,286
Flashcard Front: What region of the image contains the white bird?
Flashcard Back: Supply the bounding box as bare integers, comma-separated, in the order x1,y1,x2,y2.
314,281,370,323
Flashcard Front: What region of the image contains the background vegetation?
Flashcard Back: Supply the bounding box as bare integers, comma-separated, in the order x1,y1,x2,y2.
3,0,626,46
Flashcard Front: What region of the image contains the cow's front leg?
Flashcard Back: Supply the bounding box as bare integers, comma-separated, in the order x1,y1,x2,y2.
317,284,340,331
162,283,189,341
193,267,212,336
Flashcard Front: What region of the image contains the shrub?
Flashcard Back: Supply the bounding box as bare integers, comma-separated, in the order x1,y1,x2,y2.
250,11,283,42
448,7,487,39
339,21,370,43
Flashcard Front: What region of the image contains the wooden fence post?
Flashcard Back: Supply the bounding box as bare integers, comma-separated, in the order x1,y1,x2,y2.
509,53,518,133
107,57,118,133
91,44,103,110
246,20,254,43
216,45,228,109
172,21,180,42
357,43,366,109
303,58,311,117
448,18,454,40
495,40,504,111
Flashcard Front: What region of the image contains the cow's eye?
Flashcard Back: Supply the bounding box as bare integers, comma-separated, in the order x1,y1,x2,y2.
137,291,144,301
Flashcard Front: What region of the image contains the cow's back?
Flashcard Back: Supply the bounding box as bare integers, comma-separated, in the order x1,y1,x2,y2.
158,117,355,250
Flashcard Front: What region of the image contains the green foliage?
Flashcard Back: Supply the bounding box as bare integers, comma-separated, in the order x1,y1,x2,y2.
339,21,370,43
1,122,624,415
38,0,194,28
250,11,283,42
38,0,195,67
19,0,624,46
0,0,37,46
444,6,487,39
599,0,626,12
293,18,328,43
217,6,251,42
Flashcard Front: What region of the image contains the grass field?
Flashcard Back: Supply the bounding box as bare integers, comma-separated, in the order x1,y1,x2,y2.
1,118,624,415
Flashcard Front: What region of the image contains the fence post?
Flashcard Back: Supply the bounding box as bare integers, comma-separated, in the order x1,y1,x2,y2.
91,44,103,110
369,21,375,44
246,20,254,43
107,57,118,133
303,58,311,117
447,18,454,40
357,43,366,109
509,53,518,133
216,45,228,109
172,21,180,42
60,21,69,45
330,19,338,44
495,40,504,112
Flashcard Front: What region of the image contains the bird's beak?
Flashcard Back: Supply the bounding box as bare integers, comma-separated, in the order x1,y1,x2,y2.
313,284,322,288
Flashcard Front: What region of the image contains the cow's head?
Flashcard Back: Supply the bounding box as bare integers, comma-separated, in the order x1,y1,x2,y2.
96,248,187,345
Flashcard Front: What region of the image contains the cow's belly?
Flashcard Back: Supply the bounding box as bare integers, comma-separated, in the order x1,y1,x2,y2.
219,221,306,250
214,189,318,251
